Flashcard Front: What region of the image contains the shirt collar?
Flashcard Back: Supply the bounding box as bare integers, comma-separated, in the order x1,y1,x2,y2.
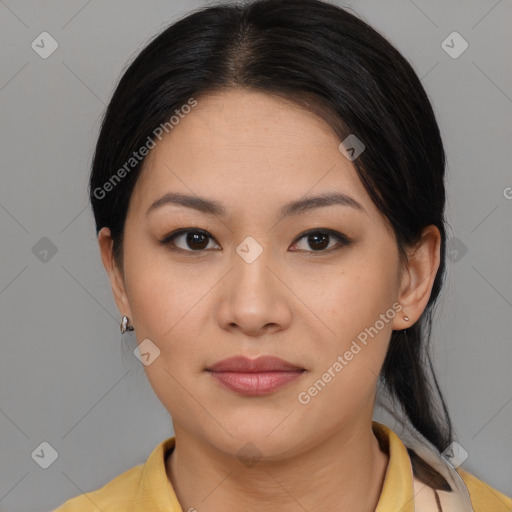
136,420,414,512
373,420,415,512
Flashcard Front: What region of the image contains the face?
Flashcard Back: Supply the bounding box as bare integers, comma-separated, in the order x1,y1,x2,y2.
99,89,437,459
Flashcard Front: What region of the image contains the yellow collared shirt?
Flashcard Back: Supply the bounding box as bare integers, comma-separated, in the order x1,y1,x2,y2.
54,421,512,511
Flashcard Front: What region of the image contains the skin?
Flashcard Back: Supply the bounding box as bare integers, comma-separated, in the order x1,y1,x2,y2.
98,89,441,512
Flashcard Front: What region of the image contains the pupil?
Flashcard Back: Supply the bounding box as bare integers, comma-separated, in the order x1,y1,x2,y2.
187,232,208,250
309,233,329,250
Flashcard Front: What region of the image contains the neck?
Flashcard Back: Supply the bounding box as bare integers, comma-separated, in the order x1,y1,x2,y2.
166,417,389,512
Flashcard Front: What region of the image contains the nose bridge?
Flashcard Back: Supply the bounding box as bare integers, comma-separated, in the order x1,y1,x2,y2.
217,233,291,334
232,234,275,299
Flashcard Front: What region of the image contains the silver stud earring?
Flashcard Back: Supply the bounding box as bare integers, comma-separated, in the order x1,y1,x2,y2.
120,316,134,334
403,314,410,322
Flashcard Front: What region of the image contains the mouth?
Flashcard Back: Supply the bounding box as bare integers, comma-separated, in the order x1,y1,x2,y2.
206,355,306,396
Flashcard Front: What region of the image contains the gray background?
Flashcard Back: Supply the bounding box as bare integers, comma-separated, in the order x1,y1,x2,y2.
1,1,511,510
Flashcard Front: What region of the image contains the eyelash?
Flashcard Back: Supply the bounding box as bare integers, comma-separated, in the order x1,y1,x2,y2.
159,228,351,255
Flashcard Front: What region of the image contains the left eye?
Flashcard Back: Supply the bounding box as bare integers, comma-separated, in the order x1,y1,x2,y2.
290,229,351,252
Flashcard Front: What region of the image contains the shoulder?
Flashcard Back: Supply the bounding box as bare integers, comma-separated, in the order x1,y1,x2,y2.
457,468,512,512
53,464,143,511
53,436,177,511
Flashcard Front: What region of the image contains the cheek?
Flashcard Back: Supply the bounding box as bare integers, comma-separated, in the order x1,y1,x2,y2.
123,257,209,418
305,250,398,385
127,273,210,372
120,246,208,400
316,254,398,332
123,238,206,338
297,277,395,426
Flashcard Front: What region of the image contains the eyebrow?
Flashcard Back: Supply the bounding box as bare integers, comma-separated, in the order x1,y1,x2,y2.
146,191,366,220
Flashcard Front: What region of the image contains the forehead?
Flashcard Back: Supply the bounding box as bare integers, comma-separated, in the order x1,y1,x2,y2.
131,89,372,218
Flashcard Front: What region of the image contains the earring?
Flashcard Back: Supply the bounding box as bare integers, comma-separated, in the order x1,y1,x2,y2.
403,314,410,322
120,315,134,334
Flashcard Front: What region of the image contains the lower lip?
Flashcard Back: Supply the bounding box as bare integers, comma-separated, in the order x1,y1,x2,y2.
207,370,305,395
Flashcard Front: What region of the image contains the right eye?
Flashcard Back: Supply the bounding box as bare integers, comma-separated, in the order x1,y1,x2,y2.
159,228,221,253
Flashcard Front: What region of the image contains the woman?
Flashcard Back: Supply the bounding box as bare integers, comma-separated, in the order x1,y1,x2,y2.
55,0,512,510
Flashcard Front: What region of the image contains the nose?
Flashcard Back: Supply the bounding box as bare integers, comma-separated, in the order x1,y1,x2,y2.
215,243,292,337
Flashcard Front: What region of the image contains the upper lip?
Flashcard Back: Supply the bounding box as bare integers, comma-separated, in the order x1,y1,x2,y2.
207,356,304,373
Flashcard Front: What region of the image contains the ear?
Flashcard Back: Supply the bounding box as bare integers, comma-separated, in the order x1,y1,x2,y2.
98,227,132,321
393,225,441,330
